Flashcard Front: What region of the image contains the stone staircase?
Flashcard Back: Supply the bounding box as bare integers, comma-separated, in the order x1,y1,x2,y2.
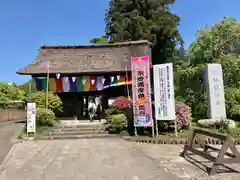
39,120,116,140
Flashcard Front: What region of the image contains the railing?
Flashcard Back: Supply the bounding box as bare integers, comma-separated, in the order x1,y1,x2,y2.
182,128,240,176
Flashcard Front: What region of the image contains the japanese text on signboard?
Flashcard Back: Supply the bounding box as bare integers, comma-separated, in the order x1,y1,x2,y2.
153,63,175,120
159,67,168,116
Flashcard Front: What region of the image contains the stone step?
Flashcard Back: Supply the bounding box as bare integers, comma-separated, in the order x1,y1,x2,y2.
53,127,106,132
49,130,108,136
36,134,117,140
62,124,106,129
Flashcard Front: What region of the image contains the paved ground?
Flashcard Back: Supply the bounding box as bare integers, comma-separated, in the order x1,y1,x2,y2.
0,139,179,180
137,143,240,180
0,138,239,180
0,121,23,165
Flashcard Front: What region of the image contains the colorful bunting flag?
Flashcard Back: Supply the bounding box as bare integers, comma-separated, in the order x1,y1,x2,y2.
72,77,76,82
62,77,70,92
111,76,114,82
84,76,91,91
97,76,105,90
90,76,97,91
117,75,120,80
110,76,118,87
102,78,105,84
56,77,63,92
69,77,77,92
103,76,111,89
76,76,84,92
33,75,132,92
56,74,60,79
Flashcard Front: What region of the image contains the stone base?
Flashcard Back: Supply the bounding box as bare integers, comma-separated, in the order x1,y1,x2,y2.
197,119,236,128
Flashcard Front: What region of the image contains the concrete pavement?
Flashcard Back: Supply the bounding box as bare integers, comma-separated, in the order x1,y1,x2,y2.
137,143,240,180
0,139,179,180
0,136,239,179
0,121,24,165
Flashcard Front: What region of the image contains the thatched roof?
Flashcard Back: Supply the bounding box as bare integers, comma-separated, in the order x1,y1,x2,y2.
17,40,152,75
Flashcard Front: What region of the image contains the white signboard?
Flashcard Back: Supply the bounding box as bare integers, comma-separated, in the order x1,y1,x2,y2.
204,64,226,120
27,103,36,133
153,63,176,120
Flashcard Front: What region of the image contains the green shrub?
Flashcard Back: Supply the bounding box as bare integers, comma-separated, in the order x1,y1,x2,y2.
107,113,128,133
36,108,58,127
228,127,240,138
225,87,240,121
216,119,230,133
0,82,25,109
105,106,123,117
27,92,62,113
105,106,134,135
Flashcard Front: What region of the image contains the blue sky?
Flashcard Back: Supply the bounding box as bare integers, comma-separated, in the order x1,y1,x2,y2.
0,0,240,84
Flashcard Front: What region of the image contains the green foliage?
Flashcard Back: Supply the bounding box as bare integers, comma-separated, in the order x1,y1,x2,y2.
107,113,128,133
0,82,25,101
174,17,240,121
90,36,109,44
217,54,240,87
105,107,123,118
0,82,25,109
105,106,134,135
36,107,58,127
189,17,240,65
27,92,62,113
228,127,240,138
224,87,240,119
174,63,208,120
18,79,37,94
215,119,230,133
105,0,183,64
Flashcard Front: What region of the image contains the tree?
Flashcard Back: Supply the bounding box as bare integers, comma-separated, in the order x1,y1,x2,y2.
176,17,240,121
0,82,25,102
217,54,240,88
105,0,183,64
18,79,37,94
27,92,62,113
90,36,109,44
189,17,240,65
0,82,25,108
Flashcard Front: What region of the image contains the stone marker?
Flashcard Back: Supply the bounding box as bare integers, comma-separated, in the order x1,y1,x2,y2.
204,64,226,120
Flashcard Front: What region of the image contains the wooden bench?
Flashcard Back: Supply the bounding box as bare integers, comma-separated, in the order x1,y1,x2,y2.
182,128,240,176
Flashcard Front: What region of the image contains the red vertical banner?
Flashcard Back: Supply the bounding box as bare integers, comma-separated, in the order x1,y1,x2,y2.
131,56,152,127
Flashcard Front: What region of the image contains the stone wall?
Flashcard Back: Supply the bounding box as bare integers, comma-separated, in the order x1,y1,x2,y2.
0,109,26,121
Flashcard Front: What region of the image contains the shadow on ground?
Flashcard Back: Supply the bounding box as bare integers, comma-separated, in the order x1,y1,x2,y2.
0,120,24,165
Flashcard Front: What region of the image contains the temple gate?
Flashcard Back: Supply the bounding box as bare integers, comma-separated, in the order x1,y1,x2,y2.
17,40,152,120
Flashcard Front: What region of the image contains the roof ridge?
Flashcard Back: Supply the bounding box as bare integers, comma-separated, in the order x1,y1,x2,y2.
40,40,152,49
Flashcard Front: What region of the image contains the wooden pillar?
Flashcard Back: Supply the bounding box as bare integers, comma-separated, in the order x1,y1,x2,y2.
76,95,84,120
85,95,89,117
102,94,109,111
80,95,84,117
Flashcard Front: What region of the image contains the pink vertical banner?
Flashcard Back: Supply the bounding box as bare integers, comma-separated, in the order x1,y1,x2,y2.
131,56,153,127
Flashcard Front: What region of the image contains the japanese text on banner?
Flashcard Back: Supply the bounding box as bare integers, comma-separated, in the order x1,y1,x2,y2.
131,56,152,127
